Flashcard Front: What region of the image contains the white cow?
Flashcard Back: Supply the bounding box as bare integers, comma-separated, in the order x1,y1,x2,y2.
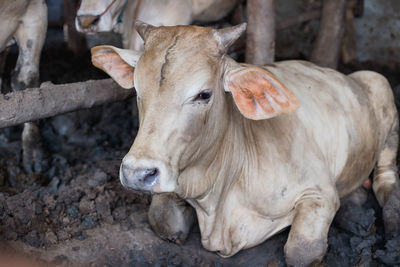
0,0,48,173
91,23,400,266
75,0,238,50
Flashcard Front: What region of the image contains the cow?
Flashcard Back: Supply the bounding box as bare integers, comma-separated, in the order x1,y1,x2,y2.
91,22,400,266
75,0,238,50
0,0,48,174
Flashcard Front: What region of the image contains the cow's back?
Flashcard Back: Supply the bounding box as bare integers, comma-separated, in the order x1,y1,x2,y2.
263,61,396,197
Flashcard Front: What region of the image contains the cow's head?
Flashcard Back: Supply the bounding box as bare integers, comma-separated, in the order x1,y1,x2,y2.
91,22,298,195
76,0,129,34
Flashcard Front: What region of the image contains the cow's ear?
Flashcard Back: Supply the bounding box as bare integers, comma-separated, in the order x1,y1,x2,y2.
91,45,142,89
224,65,299,120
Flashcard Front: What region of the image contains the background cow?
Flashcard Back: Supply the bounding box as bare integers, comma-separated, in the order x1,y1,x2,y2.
0,0,48,174
91,22,400,266
75,0,238,50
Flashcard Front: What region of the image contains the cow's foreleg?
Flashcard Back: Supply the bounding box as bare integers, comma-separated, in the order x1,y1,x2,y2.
148,193,195,244
12,0,48,173
374,119,400,239
284,189,339,266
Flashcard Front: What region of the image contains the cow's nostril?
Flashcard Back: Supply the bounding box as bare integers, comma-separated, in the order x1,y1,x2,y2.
121,165,159,190
92,16,100,26
77,15,100,29
142,168,159,186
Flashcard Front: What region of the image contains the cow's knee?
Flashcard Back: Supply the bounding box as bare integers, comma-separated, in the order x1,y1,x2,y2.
148,193,195,244
11,68,39,92
285,187,338,266
284,236,327,267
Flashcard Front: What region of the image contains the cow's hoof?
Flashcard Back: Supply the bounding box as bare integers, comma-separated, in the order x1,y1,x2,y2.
383,188,400,239
284,237,327,267
148,193,195,244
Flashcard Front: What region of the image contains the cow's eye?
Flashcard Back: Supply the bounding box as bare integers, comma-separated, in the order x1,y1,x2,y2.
194,90,212,102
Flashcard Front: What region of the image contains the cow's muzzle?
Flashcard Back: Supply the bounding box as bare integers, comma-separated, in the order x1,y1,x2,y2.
120,164,159,191
120,155,177,193
76,15,100,33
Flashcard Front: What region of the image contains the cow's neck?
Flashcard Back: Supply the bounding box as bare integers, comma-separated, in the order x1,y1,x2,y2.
182,93,299,217
182,97,267,213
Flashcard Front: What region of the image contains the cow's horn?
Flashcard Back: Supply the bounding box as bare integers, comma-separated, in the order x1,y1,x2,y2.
135,20,155,40
215,23,247,51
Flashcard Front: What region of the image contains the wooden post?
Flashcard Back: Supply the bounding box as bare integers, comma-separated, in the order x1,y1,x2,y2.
245,0,275,65
63,0,87,55
310,0,347,69
341,0,357,64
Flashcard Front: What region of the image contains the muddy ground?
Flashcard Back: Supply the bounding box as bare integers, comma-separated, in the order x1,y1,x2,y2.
0,39,400,266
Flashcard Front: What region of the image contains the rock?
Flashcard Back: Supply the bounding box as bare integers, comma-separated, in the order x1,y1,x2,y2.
112,206,127,221
5,195,23,212
5,231,18,241
375,237,400,265
62,216,71,225
81,215,97,229
51,115,77,137
57,230,71,241
44,231,58,245
79,197,95,214
67,205,79,219
57,188,83,205
43,195,56,210
35,203,43,215
51,254,70,265
334,204,375,237
95,195,112,223
88,169,109,187
24,231,42,248
350,235,376,253
15,207,34,225
74,230,87,241
48,177,60,195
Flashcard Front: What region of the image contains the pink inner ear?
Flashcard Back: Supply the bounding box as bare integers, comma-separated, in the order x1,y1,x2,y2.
226,68,299,120
92,49,134,89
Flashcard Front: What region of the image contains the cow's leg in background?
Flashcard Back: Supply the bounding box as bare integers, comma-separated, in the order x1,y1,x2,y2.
11,0,48,173
148,193,195,244
373,119,400,239
284,187,340,266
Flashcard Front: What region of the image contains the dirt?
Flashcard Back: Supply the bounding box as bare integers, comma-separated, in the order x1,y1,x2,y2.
0,41,400,266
